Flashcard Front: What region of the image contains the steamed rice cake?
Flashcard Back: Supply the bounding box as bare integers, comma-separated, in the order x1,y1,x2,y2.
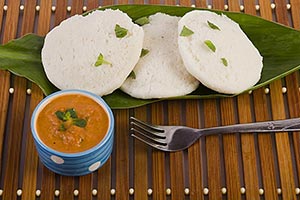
178,10,263,94
42,9,144,96
121,13,199,99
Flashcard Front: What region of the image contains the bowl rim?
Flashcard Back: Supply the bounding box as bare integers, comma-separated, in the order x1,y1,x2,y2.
31,89,114,158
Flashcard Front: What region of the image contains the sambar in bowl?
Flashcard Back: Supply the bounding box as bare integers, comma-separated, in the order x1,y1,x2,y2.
31,89,114,176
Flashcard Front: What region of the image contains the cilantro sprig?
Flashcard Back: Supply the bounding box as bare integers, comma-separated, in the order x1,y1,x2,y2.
180,26,194,37
140,48,149,57
204,40,216,52
94,53,112,67
134,17,150,26
55,108,87,131
221,57,228,66
128,71,136,79
115,24,128,38
207,21,220,30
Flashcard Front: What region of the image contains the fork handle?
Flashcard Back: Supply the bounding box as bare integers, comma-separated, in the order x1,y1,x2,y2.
201,118,300,135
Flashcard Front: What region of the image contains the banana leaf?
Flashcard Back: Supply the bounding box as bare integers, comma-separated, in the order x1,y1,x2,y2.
0,5,300,109
0,34,58,95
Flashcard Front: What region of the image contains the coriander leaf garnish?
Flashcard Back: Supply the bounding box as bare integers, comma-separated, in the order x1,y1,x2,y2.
180,26,194,37
204,40,216,52
55,108,87,131
94,53,112,67
72,118,87,128
128,71,136,79
221,57,228,66
115,24,128,38
207,21,220,30
66,108,77,118
140,48,149,57
59,124,66,131
134,16,150,26
55,111,65,121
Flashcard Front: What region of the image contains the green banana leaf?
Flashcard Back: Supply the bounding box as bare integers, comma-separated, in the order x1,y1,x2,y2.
1,5,300,109
0,34,58,95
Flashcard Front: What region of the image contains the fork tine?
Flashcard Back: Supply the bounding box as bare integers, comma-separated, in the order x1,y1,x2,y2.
130,117,164,133
131,128,167,145
131,121,166,138
131,134,167,151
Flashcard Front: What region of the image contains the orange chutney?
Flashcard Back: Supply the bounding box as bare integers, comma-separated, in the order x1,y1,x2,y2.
36,94,109,153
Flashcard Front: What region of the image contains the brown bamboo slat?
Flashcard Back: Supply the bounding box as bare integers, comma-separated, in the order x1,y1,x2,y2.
1,1,22,199
165,0,176,5
0,0,4,34
36,0,52,36
186,100,202,200
270,81,296,199
87,0,99,10
41,163,56,199
286,73,300,187
22,85,42,199
237,94,260,199
194,0,206,8
269,2,296,196
0,0,300,199
259,0,273,21
168,100,185,199
253,88,278,199
19,2,40,199
220,98,242,200
102,0,114,6
238,1,261,199
244,0,257,15
286,0,300,185
134,106,148,200
0,74,9,178
211,0,224,10
115,109,130,199
79,173,92,199
290,0,300,29
274,0,290,26
96,157,111,199
2,77,27,199
255,1,280,200
180,0,192,6
21,0,36,33
54,0,68,26
151,102,166,200
204,99,222,200
60,176,75,199
228,0,240,13
132,0,145,4
0,0,15,180
148,0,161,5
0,0,6,174
71,0,84,15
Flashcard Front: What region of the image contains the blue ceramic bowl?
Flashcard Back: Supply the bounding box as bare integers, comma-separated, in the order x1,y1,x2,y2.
31,89,114,176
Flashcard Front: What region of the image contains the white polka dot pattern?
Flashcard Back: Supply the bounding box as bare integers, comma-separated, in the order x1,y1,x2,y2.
89,161,101,172
50,155,64,164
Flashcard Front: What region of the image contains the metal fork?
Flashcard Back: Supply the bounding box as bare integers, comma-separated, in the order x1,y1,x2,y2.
130,117,300,152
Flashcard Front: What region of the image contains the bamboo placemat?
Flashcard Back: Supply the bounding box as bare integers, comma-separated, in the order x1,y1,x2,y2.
0,0,300,199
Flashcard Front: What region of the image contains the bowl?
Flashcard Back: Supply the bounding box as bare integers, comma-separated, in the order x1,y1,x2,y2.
31,89,114,176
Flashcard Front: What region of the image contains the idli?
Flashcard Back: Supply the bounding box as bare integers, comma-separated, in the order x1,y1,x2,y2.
178,10,263,94
42,9,144,96
121,13,199,99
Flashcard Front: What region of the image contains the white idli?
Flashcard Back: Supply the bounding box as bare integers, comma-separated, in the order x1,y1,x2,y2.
178,10,263,94
121,13,199,99
42,9,144,96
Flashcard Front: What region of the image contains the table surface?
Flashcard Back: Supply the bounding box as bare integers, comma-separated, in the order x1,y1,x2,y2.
1,0,300,199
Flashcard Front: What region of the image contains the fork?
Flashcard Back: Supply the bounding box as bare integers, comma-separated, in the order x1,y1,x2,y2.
130,117,300,152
